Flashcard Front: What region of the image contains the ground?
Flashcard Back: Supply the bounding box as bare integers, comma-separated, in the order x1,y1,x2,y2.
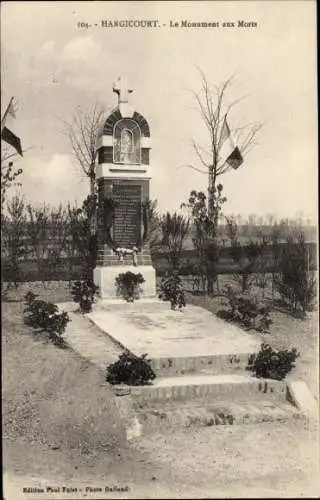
188,293,319,400
2,288,319,499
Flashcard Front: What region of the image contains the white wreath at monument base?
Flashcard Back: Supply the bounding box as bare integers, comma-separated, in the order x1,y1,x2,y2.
115,246,139,266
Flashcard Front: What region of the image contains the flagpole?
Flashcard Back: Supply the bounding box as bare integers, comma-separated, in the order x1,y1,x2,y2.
217,114,228,152
1,97,15,131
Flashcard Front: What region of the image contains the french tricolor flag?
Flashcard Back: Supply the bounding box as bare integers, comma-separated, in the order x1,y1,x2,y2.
218,115,243,170
1,97,23,156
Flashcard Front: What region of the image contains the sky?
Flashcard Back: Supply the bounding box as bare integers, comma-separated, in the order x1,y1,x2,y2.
1,1,318,221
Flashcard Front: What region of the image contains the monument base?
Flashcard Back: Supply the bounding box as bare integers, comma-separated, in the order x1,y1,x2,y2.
93,265,157,299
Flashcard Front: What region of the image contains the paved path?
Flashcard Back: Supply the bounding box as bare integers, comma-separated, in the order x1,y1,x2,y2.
57,303,121,371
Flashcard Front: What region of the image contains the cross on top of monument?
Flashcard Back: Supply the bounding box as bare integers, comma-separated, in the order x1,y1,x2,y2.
113,76,133,104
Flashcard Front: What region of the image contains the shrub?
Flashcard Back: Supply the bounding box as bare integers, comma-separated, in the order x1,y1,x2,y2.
247,343,300,380
25,203,70,283
225,216,269,293
70,280,99,313
1,195,27,289
275,231,317,316
181,187,227,296
67,195,98,281
221,286,272,333
160,211,190,271
115,272,145,302
190,263,207,295
106,351,156,386
23,292,70,347
158,271,186,310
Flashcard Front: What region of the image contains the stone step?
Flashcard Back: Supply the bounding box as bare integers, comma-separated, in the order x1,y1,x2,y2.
97,252,152,257
96,253,152,260
97,249,152,255
96,261,152,274
117,374,287,407
97,254,151,260
97,255,152,260
136,400,301,431
96,256,152,263
96,259,152,265
96,258,153,263
149,353,253,377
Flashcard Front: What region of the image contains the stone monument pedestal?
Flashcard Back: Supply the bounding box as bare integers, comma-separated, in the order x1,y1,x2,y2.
94,264,156,299
93,76,157,300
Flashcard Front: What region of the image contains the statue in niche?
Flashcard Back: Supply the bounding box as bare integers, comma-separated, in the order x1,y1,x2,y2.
120,129,134,164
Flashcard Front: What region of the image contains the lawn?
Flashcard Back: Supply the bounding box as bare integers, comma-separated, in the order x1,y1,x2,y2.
2,300,137,480
188,293,319,399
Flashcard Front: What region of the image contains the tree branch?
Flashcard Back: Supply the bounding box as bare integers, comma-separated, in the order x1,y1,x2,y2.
192,141,211,168
177,164,208,174
62,103,105,193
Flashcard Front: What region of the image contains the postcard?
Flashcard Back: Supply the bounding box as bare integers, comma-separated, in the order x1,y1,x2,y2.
2,1,318,498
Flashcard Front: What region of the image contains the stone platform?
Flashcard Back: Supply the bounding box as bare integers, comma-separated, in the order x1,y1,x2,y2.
88,299,261,360
93,265,156,299
58,299,307,430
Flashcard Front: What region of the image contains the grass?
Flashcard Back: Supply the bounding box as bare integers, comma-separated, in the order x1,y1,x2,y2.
2,281,76,303
188,289,319,399
2,301,134,478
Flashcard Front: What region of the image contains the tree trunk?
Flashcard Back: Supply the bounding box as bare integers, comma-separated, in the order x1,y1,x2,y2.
216,275,220,294
242,274,250,292
90,176,95,197
207,275,214,296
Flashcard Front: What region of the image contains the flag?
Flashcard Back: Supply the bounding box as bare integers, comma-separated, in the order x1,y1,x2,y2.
218,115,243,169
1,97,23,156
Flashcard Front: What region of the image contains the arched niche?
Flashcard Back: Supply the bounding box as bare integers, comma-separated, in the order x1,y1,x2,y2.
113,118,141,164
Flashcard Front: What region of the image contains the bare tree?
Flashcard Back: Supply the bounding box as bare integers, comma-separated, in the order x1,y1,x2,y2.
25,203,69,282
185,69,263,218
181,71,263,295
64,104,105,196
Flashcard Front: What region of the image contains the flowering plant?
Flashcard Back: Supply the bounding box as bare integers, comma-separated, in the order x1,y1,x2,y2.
158,271,186,310
115,271,145,302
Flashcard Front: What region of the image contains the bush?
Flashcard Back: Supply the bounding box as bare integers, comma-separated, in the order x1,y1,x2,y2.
67,195,98,281
25,203,70,282
221,286,272,333
106,351,156,386
247,343,300,380
225,216,269,293
160,211,190,270
115,272,145,302
1,195,27,289
158,271,186,310
275,231,317,316
70,280,99,313
23,291,70,347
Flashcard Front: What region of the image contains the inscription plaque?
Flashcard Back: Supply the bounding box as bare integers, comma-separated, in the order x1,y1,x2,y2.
112,184,142,248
